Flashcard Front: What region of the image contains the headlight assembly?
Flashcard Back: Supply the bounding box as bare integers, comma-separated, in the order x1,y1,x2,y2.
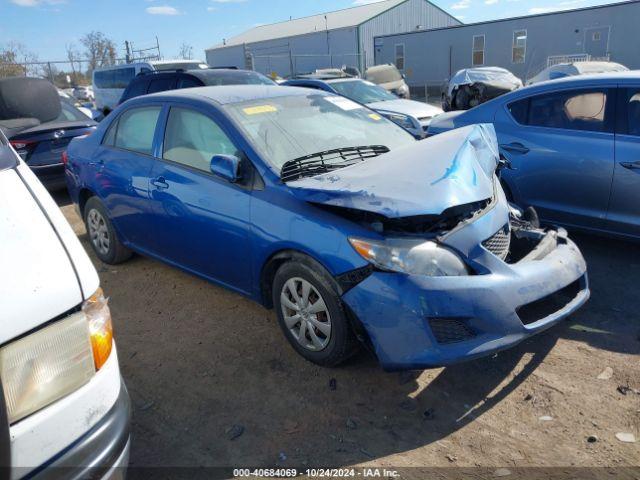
0,288,114,424
349,237,469,277
381,112,417,131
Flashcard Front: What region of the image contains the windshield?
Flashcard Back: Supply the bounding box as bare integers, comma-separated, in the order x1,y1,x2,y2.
224,93,415,171
199,70,276,86
329,80,397,104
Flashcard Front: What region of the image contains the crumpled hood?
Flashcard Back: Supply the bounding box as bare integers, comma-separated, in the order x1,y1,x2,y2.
288,124,500,219
367,98,443,120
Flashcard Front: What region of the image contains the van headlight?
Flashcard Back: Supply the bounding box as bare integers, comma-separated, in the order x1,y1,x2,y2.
0,288,114,424
349,237,469,276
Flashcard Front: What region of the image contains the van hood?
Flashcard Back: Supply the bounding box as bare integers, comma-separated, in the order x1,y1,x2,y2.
288,124,499,219
367,98,443,120
0,162,98,341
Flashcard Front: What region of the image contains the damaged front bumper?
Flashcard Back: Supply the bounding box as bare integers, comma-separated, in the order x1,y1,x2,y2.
342,224,589,371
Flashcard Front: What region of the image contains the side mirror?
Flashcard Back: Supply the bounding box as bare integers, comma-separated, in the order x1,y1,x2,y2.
210,154,241,183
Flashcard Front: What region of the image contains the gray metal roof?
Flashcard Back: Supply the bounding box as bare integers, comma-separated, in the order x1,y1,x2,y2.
206,0,408,51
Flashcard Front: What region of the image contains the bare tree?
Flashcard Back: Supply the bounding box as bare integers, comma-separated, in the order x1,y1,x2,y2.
0,42,39,78
66,43,82,84
81,31,116,74
178,43,193,60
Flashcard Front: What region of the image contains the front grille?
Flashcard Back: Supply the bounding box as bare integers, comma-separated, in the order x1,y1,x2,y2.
483,224,511,260
428,318,477,344
517,278,583,325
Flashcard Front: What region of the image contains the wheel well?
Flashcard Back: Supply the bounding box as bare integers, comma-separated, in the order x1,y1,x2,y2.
78,188,95,217
260,250,307,308
259,250,341,309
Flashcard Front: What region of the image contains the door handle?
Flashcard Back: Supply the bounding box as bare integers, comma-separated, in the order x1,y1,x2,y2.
620,161,640,171
88,159,104,167
151,177,169,190
500,143,530,154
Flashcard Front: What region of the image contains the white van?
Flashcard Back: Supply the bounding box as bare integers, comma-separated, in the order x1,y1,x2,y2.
0,129,130,477
93,59,209,114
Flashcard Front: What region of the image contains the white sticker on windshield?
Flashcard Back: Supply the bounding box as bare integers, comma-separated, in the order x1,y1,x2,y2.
324,96,363,111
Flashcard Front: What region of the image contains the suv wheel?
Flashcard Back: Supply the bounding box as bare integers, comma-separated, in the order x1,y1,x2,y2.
272,259,358,367
84,197,132,265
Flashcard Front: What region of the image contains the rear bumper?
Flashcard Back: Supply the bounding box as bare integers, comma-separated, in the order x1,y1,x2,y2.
343,233,589,370
31,379,131,479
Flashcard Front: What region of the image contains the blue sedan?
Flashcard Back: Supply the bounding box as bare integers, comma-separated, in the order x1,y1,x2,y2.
65,86,589,370
428,72,640,240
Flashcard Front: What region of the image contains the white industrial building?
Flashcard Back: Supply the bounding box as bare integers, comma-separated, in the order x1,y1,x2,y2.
205,0,460,77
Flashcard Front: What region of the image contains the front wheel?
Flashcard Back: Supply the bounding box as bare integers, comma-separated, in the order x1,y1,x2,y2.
272,259,358,367
84,197,132,265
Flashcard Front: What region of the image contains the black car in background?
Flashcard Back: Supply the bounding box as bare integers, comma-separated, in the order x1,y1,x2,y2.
0,77,96,190
118,68,276,104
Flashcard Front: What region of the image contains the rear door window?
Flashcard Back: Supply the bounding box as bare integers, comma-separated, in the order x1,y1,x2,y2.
123,79,148,101
113,106,161,155
147,77,176,94
163,107,238,173
177,76,202,89
510,89,612,132
619,88,640,136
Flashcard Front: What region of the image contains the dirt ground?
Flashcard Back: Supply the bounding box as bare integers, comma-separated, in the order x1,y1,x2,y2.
56,193,639,473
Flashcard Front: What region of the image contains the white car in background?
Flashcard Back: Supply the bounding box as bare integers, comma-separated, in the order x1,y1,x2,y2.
0,130,130,477
526,61,629,85
72,86,94,102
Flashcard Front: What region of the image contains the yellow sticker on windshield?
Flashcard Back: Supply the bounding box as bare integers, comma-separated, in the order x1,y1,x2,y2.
243,105,277,115
368,113,382,121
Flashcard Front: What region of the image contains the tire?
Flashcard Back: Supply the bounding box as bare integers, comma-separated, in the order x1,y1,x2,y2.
272,258,358,367
83,197,132,265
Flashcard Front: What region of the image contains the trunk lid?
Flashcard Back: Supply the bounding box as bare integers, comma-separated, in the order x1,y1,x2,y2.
10,121,95,166
287,124,499,219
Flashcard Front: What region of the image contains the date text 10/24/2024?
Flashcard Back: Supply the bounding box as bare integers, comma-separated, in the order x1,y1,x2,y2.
233,468,401,478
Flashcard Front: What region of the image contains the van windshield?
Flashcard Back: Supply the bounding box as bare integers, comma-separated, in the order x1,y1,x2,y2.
224,93,415,171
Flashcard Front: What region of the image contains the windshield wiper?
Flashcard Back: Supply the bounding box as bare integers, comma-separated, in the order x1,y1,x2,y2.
281,145,389,182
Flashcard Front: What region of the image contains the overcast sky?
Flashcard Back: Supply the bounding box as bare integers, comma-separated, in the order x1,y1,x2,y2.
0,0,623,62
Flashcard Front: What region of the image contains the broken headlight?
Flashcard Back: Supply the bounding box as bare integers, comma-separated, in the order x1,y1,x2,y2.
349,237,469,276
380,112,417,131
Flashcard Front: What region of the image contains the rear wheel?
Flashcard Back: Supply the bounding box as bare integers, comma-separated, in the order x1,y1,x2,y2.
84,197,132,265
272,259,358,367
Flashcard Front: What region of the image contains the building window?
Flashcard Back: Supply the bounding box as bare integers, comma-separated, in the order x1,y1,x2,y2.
593,31,601,41
395,44,405,70
512,30,527,64
472,35,485,66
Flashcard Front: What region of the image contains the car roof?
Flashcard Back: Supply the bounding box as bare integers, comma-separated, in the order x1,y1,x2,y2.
144,84,316,105
513,70,640,98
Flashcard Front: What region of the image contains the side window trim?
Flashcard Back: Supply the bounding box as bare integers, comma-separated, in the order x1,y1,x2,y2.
100,104,164,157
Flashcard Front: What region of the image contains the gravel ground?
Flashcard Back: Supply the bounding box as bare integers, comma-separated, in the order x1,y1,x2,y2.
56,193,640,472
